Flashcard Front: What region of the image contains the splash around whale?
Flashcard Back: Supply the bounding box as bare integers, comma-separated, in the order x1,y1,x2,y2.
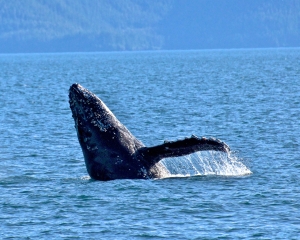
69,83,231,181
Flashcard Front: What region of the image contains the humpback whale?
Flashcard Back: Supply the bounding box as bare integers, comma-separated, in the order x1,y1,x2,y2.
69,83,230,181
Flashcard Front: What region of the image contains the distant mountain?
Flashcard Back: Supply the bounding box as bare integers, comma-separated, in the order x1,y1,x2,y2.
0,0,171,52
0,0,299,53
161,0,300,50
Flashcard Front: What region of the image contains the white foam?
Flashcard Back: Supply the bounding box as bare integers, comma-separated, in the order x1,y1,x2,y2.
161,151,252,178
80,175,91,180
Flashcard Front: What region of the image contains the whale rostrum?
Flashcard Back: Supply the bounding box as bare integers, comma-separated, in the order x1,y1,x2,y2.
69,83,230,181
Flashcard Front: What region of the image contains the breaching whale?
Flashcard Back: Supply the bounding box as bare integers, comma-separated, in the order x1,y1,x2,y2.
69,83,230,181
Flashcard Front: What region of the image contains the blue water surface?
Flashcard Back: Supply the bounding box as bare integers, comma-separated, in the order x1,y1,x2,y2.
0,49,299,239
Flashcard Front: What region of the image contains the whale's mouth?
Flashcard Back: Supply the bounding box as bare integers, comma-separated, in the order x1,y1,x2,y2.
69,83,118,133
69,83,99,111
69,83,96,124
69,83,94,105
69,83,85,107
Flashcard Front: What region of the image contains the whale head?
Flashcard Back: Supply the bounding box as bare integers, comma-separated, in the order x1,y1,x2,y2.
69,83,117,133
69,83,146,180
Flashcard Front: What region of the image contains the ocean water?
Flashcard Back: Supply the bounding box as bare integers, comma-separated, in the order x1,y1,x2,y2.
0,48,299,239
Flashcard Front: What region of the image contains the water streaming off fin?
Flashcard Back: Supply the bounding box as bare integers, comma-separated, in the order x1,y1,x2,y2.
161,151,252,178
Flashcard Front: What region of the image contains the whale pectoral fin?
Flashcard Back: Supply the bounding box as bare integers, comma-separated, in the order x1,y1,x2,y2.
138,135,230,167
